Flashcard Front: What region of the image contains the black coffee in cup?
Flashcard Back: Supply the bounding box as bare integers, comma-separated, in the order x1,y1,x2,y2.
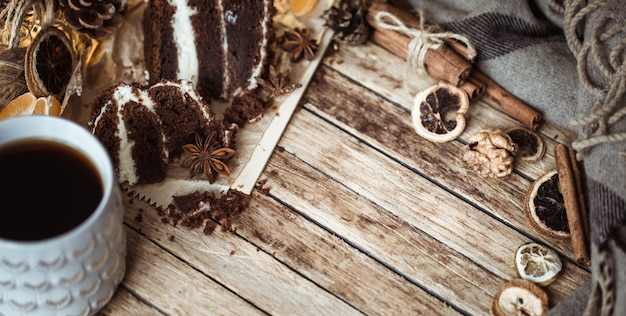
0,139,103,241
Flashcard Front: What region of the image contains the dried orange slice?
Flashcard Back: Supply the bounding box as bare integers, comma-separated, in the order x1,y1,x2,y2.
515,242,562,286
24,26,76,101
0,92,62,121
490,279,549,316
290,0,318,16
412,82,469,143
524,170,571,240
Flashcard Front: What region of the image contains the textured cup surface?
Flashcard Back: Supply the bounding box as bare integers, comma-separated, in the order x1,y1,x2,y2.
0,116,126,316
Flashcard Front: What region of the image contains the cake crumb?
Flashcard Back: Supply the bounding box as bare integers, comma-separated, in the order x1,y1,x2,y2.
134,213,143,222
166,189,251,234
255,179,271,196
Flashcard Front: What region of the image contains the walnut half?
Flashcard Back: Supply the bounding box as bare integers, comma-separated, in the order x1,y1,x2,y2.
463,128,517,178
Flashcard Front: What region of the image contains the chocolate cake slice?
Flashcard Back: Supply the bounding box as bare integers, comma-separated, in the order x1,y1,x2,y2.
88,80,219,186
143,0,274,101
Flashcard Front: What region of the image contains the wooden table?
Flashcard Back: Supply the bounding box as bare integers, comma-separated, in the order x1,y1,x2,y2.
98,40,590,315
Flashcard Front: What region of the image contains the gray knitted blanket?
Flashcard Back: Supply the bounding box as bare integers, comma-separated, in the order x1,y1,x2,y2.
393,0,626,314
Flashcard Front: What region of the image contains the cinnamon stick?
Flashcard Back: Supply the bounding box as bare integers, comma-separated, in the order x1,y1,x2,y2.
472,71,543,131
460,78,486,101
568,146,590,246
365,1,543,130
554,144,590,266
366,2,472,86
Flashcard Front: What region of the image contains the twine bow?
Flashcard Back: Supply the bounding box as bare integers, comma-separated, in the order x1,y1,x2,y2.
374,10,477,71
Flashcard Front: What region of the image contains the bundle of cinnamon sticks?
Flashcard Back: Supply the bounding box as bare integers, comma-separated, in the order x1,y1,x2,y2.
365,1,542,131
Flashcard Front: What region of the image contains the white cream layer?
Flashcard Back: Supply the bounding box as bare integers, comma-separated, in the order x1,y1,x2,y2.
218,0,230,99
169,0,199,85
245,0,272,93
152,80,214,122
92,84,167,186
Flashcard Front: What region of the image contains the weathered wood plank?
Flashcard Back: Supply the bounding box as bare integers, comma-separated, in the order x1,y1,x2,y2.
235,189,458,315
120,226,265,315
237,189,456,315
97,286,163,315
302,65,579,260
323,41,577,180
122,196,361,315
261,150,499,314
277,107,589,304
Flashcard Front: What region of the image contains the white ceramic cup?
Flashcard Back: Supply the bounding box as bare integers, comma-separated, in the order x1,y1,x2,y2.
0,116,126,316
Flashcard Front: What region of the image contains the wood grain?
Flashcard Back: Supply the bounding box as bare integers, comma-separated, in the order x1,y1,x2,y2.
97,286,162,315
121,226,265,315
122,197,361,315
302,65,580,259
263,150,499,314
97,35,591,315
239,191,460,315
322,42,577,177
278,106,589,304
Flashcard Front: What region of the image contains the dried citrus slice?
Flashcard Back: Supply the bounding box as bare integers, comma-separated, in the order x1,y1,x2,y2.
515,242,562,286
506,128,545,162
24,26,76,101
0,92,62,121
524,170,571,240
290,0,318,16
412,82,469,143
490,279,549,316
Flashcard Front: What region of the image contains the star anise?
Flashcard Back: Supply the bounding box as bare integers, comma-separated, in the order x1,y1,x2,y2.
280,28,318,62
181,132,235,183
257,65,302,98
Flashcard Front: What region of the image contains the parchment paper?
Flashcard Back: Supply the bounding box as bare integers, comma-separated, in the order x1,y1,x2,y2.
65,0,334,209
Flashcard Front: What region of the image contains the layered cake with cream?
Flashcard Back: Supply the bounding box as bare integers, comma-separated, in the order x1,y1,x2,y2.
88,79,233,186
143,0,274,101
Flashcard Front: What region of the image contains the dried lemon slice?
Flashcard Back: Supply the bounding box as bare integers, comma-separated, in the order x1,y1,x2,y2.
24,26,76,101
524,170,571,240
515,242,562,286
491,279,549,316
412,82,469,143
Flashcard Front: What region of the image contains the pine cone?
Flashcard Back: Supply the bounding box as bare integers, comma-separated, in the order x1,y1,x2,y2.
58,0,126,40
323,0,369,45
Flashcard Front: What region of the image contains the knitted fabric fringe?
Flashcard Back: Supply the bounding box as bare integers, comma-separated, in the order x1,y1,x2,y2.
552,0,626,159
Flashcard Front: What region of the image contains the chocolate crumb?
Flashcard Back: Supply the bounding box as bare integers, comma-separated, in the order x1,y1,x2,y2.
204,221,217,235
255,179,271,195
134,213,143,222
169,235,175,242
224,93,265,126
229,250,235,256
166,189,251,234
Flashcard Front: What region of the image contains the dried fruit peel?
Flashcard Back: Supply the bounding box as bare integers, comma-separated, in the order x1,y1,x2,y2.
524,170,571,240
490,279,549,316
506,127,545,162
0,92,61,121
515,242,562,286
412,82,469,143
25,26,76,101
